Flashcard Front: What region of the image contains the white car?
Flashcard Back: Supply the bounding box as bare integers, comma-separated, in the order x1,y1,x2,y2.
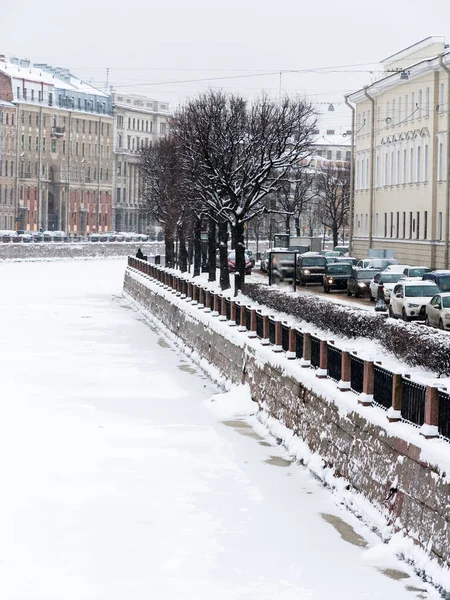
383,264,411,274
402,266,432,279
389,280,441,321
369,271,405,301
425,293,450,330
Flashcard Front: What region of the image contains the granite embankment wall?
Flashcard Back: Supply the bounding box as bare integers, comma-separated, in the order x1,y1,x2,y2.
123,265,450,569
0,242,163,261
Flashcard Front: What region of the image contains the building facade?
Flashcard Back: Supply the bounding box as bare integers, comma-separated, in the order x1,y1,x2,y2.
347,36,450,268
0,56,113,234
0,99,17,230
111,92,169,233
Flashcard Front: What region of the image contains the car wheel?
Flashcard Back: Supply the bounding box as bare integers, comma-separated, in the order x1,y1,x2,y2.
346,288,352,296
324,286,330,293
425,315,430,327
439,319,444,330
402,308,410,322
354,290,360,298
300,278,306,287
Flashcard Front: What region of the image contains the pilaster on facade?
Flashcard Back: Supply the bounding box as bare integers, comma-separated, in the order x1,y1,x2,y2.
0,100,17,230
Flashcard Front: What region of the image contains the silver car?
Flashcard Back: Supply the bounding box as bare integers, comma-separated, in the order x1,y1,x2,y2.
425,293,450,330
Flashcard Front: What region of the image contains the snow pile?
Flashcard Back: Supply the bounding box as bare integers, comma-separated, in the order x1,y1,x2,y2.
203,384,257,418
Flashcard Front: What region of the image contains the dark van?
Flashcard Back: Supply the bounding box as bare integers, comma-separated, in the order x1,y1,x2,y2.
422,270,450,292
296,253,327,286
323,262,352,293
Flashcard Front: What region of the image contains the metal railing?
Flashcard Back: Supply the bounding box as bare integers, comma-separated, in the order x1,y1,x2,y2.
295,330,303,359
256,311,264,339
373,364,393,410
327,345,342,382
310,335,320,369
401,379,426,428
281,323,290,351
235,302,241,326
438,390,450,440
350,355,364,394
268,317,276,345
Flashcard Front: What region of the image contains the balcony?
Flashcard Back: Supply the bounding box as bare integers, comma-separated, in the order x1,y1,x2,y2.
51,126,65,137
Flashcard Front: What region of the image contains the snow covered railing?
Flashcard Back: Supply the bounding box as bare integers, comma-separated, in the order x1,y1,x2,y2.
128,257,450,442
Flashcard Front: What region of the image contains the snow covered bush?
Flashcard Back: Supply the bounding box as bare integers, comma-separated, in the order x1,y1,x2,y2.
242,283,450,376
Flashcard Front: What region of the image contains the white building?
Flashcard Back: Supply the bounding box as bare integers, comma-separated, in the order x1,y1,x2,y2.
347,35,450,268
111,92,170,233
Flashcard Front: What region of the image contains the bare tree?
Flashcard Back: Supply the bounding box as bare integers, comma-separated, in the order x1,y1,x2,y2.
275,165,316,236
314,162,350,247
172,90,317,291
140,138,195,271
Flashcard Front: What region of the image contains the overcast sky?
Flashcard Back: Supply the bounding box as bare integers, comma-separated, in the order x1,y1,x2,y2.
3,0,450,131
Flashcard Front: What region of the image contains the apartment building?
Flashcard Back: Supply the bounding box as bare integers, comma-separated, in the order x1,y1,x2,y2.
0,56,113,234
347,36,450,268
0,99,17,230
111,92,169,233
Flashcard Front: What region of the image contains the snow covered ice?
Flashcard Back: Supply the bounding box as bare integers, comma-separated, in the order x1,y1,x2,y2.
0,258,443,599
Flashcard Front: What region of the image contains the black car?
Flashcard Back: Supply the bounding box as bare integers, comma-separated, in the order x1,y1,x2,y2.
323,262,353,293
296,253,327,286
347,267,381,298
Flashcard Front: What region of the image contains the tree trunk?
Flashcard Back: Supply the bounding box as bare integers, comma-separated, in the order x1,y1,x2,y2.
332,225,339,248
285,215,290,236
218,220,230,290
294,216,300,237
208,215,216,282
193,217,202,277
234,220,245,294
165,229,174,268
178,226,188,273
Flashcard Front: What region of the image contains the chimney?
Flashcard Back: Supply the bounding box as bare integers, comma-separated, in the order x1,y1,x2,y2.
0,54,6,63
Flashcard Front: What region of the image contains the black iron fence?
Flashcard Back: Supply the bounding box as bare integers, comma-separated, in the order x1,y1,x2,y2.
235,302,241,326
350,355,364,394
281,323,290,351
225,298,231,321
439,389,450,440
327,345,342,382
296,330,303,359
256,311,264,339
310,335,320,369
373,364,393,410
246,307,251,331
401,379,426,427
269,317,276,345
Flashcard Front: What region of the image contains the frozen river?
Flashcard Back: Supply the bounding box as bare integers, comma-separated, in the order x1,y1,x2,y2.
0,259,440,599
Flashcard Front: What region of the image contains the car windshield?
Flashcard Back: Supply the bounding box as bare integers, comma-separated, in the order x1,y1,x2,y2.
357,270,375,279
405,285,440,297
379,273,403,283
409,268,430,277
443,297,450,308
327,264,352,275
302,257,326,266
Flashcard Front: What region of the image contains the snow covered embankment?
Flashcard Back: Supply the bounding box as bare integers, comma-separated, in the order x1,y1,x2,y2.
123,266,450,578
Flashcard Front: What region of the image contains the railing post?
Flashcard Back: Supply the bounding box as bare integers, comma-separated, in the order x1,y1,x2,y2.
286,327,296,359
273,320,283,352
261,315,270,345
300,332,311,367
316,339,328,378
248,308,257,338
238,304,247,332
337,351,351,391
212,293,219,316
387,371,403,421
204,290,211,312
229,300,237,326
359,360,374,406
420,385,440,438
186,282,192,302
219,296,227,321
191,284,198,306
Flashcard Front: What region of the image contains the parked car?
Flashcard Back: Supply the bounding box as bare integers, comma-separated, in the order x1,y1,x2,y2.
296,253,327,286
369,271,406,301
227,251,253,274
357,258,398,270
389,280,441,321
322,250,341,259
383,264,411,274
19,233,33,243
333,245,349,256
402,266,431,279
323,262,353,293
335,257,358,266
422,270,450,292
347,267,381,298
0,230,19,243
425,293,450,330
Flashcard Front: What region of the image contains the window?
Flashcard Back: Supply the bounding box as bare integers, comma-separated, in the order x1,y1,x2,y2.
17,86,20,99
326,150,332,160
48,92,53,106
51,140,56,153
409,147,414,183
418,89,422,118
345,151,351,161
416,212,420,239
409,212,413,238
416,146,421,182
411,92,415,120
404,95,408,121
336,151,342,160
425,87,430,117
438,142,443,180
424,144,428,181
396,212,399,238
390,212,394,237
438,212,443,240
403,148,407,184
160,123,166,135
392,99,396,124
424,211,428,239
440,83,445,113
398,97,402,123
28,135,31,150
